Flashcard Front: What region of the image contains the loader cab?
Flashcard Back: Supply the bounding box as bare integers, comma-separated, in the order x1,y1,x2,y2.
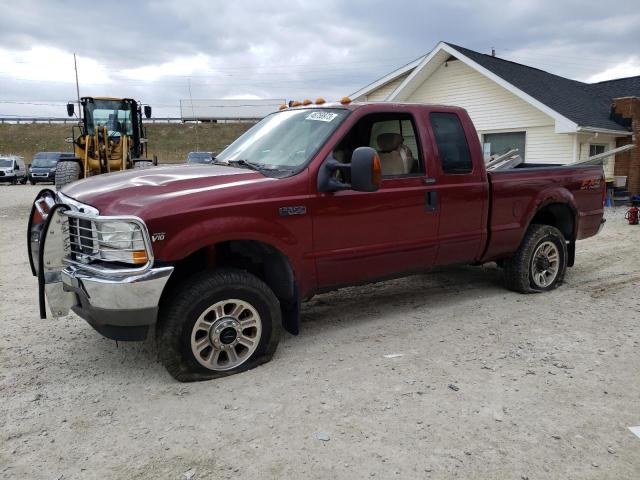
80,97,146,158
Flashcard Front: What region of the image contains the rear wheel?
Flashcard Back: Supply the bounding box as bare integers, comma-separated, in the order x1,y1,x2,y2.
157,269,282,382
504,224,567,293
55,161,81,190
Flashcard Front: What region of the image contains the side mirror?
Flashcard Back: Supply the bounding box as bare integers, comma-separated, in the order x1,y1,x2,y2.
144,105,152,119
317,147,381,193
66,103,74,117
350,147,382,192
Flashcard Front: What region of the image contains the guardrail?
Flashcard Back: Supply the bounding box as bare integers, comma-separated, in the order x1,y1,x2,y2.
0,117,185,124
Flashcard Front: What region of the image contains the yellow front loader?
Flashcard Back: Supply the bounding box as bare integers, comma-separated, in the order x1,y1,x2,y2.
56,97,156,189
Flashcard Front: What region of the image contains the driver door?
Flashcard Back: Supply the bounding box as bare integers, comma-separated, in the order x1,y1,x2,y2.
311,112,440,288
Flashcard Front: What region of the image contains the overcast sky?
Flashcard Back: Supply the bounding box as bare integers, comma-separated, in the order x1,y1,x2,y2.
1,0,639,118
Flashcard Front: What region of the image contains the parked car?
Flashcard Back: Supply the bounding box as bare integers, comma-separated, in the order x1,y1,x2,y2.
29,101,606,381
186,151,214,164
29,152,75,185
0,155,27,184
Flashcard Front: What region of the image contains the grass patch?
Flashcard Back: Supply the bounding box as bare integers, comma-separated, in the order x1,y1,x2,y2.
0,122,254,164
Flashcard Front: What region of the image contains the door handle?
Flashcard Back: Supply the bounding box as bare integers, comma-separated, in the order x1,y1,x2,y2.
423,177,437,185
425,190,438,212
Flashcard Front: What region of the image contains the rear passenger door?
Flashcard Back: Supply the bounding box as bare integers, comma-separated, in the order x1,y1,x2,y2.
427,111,489,265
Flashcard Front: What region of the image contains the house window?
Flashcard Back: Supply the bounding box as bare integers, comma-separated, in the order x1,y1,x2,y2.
429,112,473,174
589,144,606,157
483,132,526,161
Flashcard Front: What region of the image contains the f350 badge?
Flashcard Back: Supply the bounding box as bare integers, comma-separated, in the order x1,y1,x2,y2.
151,232,166,242
278,206,307,216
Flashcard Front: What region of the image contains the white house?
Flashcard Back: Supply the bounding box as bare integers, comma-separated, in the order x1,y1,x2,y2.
351,42,639,179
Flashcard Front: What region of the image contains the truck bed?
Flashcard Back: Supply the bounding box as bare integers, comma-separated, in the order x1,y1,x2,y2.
483,164,605,261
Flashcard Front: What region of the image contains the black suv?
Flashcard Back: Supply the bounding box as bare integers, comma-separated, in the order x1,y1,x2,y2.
29,152,75,184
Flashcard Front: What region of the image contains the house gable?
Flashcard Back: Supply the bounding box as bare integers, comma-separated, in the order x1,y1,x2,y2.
388,42,578,133
365,73,410,101
407,58,553,131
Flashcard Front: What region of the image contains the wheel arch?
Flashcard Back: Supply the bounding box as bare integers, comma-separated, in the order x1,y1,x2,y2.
160,239,301,335
525,195,578,266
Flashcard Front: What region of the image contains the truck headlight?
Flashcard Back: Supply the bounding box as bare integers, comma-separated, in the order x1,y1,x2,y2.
98,221,148,264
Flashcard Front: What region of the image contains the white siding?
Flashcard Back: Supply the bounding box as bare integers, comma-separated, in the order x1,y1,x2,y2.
576,132,619,176
406,59,553,131
366,73,410,101
520,126,574,164
477,127,574,164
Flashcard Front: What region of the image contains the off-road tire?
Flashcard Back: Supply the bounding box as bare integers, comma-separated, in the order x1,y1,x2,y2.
55,161,81,190
157,269,282,382
503,224,567,293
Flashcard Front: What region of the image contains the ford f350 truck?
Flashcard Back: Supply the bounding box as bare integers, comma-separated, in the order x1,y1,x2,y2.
28,101,606,381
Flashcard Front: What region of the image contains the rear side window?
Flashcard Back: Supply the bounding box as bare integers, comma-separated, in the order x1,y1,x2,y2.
429,112,472,174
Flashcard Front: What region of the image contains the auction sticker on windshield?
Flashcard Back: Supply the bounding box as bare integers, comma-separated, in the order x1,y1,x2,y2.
306,112,338,122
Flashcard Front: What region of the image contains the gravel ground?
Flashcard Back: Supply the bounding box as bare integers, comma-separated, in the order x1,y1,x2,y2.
1,184,639,479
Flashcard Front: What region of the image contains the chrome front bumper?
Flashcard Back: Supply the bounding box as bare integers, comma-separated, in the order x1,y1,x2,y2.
61,265,173,340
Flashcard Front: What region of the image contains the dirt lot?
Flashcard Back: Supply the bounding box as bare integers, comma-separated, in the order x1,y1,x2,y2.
1,184,639,479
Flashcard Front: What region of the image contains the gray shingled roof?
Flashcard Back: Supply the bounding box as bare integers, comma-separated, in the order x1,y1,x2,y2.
445,43,638,132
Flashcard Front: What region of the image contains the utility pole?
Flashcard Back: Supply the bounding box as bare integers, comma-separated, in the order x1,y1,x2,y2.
73,53,81,121
188,77,199,150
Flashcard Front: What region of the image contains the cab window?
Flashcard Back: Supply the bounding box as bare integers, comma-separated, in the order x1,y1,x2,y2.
333,113,423,178
429,112,473,174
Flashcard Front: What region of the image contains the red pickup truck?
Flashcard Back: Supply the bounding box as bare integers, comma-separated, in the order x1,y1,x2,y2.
28,101,605,381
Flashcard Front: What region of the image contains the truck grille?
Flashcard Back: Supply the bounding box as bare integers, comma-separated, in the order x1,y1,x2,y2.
66,216,99,262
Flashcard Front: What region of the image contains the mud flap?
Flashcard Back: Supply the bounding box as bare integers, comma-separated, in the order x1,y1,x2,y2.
36,204,76,319
567,241,575,267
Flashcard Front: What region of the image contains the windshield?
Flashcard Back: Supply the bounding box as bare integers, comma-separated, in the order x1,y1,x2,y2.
216,108,348,172
0,159,13,168
32,157,58,168
84,99,133,137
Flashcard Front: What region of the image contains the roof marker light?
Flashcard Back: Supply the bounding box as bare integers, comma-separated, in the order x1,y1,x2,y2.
279,104,287,110
302,99,312,105
315,98,326,105
291,101,302,107
340,96,352,104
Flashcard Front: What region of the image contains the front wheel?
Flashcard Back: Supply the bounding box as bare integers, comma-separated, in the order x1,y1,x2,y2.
55,161,82,190
157,269,282,382
504,224,567,293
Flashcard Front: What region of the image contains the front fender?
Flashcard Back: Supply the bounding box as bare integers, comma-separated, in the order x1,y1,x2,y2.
156,216,298,261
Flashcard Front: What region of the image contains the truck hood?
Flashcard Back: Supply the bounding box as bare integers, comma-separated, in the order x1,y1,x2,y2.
61,164,272,217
